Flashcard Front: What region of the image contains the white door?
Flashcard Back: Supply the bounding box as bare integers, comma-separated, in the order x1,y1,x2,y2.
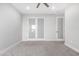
28,17,44,40
56,17,64,40
28,17,36,39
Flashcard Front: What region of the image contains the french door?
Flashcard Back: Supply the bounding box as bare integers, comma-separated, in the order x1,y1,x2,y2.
56,17,64,40
28,17,44,40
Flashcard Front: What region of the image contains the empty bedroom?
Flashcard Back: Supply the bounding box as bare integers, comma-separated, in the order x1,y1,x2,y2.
0,3,79,56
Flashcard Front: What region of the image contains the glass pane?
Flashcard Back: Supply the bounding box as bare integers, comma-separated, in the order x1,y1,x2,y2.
37,18,44,38
29,18,35,39
58,18,63,39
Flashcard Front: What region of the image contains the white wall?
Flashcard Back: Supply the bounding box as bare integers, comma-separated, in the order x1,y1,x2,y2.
22,14,57,41
65,4,79,52
44,15,56,40
0,4,22,53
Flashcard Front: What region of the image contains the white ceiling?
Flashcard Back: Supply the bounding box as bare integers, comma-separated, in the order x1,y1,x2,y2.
12,3,71,15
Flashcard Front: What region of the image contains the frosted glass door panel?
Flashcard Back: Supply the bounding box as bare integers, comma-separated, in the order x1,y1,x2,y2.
57,18,63,39
29,18,35,39
37,18,44,38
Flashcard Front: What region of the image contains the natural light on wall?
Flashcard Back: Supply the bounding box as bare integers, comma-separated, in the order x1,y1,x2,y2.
26,6,30,10
52,6,55,10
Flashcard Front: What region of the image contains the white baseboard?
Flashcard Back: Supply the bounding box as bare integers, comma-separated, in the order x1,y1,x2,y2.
0,41,21,55
22,39,64,41
65,43,79,53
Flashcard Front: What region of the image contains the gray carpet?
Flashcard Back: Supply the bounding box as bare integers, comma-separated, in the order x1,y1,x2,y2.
1,41,79,56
